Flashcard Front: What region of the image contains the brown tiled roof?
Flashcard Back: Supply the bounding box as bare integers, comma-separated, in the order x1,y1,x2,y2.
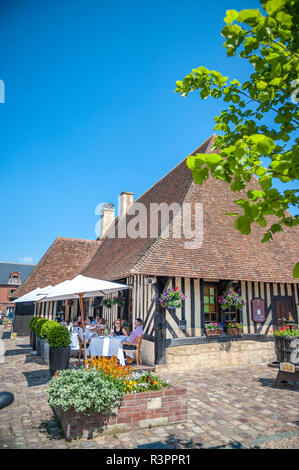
13,237,100,298
83,135,299,284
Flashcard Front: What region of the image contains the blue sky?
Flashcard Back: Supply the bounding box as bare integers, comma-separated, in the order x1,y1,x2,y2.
0,0,297,265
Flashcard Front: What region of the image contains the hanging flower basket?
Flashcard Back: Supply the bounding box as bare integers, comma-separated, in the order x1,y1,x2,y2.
218,288,245,310
102,298,113,309
159,288,186,310
112,296,126,307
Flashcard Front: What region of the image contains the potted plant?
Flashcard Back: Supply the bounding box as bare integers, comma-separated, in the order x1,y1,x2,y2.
40,320,59,364
273,327,299,363
159,287,186,310
47,324,71,377
218,288,245,310
29,316,38,350
205,322,224,336
112,296,126,307
225,322,243,336
35,318,49,356
102,298,113,308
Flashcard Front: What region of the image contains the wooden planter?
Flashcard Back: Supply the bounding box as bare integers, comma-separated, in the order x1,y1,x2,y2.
274,336,297,364
226,328,243,336
52,385,187,441
205,329,223,336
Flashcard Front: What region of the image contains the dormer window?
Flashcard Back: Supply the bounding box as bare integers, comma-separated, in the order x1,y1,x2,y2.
9,273,21,284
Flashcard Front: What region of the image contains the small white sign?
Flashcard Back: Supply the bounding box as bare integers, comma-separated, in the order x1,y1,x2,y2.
280,362,295,373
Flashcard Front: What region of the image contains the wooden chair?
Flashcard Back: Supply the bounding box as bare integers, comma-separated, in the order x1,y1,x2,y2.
123,335,144,365
77,334,90,365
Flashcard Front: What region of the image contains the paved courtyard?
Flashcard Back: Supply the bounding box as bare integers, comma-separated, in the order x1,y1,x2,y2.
0,330,298,449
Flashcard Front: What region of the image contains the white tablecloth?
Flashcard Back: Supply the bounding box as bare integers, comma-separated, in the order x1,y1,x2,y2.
89,335,127,366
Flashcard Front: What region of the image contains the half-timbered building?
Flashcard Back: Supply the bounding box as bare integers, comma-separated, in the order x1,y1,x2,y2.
82,136,299,370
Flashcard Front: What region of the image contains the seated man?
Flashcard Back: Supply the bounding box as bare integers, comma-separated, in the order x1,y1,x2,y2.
77,322,92,350
122,318,144,364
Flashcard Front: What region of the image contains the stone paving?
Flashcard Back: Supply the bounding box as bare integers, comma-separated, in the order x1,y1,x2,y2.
0,330,298,449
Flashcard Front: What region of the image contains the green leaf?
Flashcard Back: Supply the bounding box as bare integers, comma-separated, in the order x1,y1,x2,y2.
293,262,299,279
237,9,262,25
249,134,275,155
234,215,251,235
263,0,285,16
224,9,239,24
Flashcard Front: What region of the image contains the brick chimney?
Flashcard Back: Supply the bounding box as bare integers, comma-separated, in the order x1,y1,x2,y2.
118,191,134,219
100,203,115,238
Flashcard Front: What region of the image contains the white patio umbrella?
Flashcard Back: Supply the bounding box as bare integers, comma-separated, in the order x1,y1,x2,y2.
43,275,131,365
12,285,54,318
12,287,46,303
37,280,72,320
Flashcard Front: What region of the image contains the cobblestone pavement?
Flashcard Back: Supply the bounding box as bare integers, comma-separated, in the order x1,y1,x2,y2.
0,331,298,449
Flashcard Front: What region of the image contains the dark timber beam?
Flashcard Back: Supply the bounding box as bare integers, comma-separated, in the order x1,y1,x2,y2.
152,276,171,365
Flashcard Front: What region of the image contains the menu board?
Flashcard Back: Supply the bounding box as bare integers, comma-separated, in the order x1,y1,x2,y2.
251,298,266,323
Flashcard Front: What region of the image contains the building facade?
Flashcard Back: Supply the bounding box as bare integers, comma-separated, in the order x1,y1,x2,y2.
0,262,35,316
81,136,299,370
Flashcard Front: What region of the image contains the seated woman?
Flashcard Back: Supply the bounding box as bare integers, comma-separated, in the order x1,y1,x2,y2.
89,317,107,336
113,319,128,336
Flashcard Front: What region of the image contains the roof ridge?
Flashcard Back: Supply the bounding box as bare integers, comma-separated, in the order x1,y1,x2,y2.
135,135,215,204
55,236,99,243
0,261,35,266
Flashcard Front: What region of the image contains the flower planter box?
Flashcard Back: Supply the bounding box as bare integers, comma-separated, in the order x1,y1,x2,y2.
205,329,223,337
226,328,243,336
52,385,187,441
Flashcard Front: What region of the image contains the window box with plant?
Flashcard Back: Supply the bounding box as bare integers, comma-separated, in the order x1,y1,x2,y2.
205,322,224,336
225,322,243,336
47,324,71,376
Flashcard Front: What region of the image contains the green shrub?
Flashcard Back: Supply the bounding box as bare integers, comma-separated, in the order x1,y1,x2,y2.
29,317,38,332
47,324,71,348
35,318,49,336
40,320,59,340
47,367,124,415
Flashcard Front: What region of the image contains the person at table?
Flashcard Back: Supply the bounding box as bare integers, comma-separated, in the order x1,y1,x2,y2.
77,321,92,348
122,318,144,364
90,317,107,336
113,319,128,336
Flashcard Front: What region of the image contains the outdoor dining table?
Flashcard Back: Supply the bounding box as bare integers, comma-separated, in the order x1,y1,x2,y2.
89,335,128,367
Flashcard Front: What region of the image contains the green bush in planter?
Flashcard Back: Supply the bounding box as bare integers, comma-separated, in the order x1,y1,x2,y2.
35,318,49,336
47,367,124,415
47,325,71,348
40,320,59,340
29,316,38,332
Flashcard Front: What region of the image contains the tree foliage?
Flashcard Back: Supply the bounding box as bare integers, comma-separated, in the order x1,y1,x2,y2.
175,0,299,277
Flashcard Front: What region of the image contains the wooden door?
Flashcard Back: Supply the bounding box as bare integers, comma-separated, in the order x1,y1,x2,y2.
274,297,294,328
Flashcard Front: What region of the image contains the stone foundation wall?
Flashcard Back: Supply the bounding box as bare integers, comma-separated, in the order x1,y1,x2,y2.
156,338,275,372
53,385,187,441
